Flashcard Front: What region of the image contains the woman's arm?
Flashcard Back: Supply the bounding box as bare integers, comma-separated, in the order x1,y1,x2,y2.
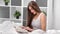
40,13,46,31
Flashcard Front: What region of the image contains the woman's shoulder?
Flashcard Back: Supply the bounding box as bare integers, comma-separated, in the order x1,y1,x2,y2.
39,12,46,19
40,12,45,16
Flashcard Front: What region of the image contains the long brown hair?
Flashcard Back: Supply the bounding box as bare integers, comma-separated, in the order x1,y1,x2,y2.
27,1,41,28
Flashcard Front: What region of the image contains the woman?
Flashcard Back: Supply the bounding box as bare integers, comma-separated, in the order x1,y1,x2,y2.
21,1,46,32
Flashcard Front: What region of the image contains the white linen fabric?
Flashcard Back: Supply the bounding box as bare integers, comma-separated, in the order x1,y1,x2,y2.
28,29,45,34
0,21,18,34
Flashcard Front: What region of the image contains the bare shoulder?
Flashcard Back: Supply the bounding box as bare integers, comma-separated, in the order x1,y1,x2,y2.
40,13,46,17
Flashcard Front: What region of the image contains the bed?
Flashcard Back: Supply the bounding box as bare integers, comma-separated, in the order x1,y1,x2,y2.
0,21,60,34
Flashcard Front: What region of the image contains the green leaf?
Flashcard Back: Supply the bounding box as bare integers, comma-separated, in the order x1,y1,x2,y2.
14,10,21,17
4,0,10,3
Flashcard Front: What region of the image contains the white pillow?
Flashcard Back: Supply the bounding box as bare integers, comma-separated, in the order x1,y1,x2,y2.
47,30,57,34
55,30,60,34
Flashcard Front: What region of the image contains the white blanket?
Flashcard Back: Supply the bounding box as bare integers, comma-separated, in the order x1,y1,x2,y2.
28,29,46,34
28,30,60,34
0,21,18,34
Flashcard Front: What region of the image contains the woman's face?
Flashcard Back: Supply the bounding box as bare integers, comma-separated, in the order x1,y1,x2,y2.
29,6,37,15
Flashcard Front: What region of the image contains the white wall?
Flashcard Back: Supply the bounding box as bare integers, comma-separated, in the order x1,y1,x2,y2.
54,0,60,30
47,0,54,30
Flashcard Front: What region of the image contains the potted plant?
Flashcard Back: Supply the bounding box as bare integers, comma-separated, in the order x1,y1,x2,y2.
14,10,21,19
4,0,10,5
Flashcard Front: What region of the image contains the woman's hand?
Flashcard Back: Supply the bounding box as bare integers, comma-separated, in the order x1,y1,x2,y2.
24,27,33,32
20,26,33,32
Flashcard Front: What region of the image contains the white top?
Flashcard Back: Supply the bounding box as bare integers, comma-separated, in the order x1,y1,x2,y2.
31,13,43,30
